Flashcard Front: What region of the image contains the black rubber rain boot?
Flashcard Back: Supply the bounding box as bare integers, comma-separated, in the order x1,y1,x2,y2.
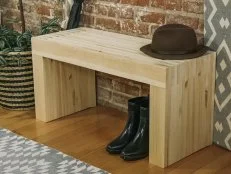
106,96,149,154
120,100,149,160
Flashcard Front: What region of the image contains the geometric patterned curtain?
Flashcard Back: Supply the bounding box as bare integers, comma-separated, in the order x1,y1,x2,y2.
205,0,231,150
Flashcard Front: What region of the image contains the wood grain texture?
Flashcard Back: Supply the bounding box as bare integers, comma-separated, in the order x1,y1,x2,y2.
32,28,176,88
32,56,96,122
149,86,168,167
0,107,230,174
149,53,216,167
166,53,216,166
32,27,216,167
32,54,47,121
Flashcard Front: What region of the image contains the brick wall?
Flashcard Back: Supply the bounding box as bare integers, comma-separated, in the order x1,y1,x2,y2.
82,0,204,111
0,0,204,112
0,0,63,34
81,0,204,38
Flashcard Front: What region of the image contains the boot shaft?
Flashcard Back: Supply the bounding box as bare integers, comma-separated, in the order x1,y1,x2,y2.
140,99,149,120
128,96,149,111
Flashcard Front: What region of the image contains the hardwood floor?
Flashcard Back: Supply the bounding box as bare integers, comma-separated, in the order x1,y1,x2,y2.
0,106,230,174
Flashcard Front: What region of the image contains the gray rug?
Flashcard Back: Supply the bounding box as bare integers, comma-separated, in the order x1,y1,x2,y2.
0,128,109,174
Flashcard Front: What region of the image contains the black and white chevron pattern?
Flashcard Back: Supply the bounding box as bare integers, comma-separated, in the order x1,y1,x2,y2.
0,129,109,174
205,0,231,150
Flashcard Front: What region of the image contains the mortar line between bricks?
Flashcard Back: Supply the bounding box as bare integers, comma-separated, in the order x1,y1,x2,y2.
98,98,128,111
98,86,137,99
84,3,204,19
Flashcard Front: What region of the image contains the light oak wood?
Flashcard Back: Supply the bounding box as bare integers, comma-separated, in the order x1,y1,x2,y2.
166,53,216,166
149,53,216,167
149,86,168,167
32,55,96,122
32,28,176,88
32,27,216,168
0,107,230,174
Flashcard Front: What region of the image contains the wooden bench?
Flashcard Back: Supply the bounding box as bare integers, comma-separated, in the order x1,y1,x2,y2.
32,27,216,168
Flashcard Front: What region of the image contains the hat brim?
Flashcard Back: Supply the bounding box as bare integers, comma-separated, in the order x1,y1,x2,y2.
140,44,209,60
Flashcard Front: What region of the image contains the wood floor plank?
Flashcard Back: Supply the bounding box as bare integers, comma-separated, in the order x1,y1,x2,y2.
0,106,230,174
193,152,231,174
165,146,227,174
216,164,231,174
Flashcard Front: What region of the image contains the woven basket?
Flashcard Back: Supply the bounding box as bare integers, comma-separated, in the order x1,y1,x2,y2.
0,51,35,110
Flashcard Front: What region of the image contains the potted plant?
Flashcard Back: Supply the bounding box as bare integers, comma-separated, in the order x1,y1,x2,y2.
0,0,61,110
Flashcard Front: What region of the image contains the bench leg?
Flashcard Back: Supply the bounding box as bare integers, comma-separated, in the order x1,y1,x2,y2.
33,55,96,122
149,55,215,168
149,86,168,168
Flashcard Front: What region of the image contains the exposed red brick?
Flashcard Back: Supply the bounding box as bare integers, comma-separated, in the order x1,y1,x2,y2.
97,75,113,89
53,8,63,19
151,0,165,8
119,7,134,19
108,6,134,19
121,20,149,35
96,72,121,81
83,3,94,13
2,9,20,21
198,19,204,33
21,3,34,13
1,9,19,30
166,14,199,30
140,12,165,24
113,80,140,96
112,92,131,106
37,5,50,16
183,1,204,14
97,87,112,101
81,14,95,26
141,84,150,96
95,5,108,16
0,0,17,8
121,0,149,7
97,98,127,112
98,0,120,3
96,17,121,31
165,0,182,11
108,6,117,18
151,0,182,10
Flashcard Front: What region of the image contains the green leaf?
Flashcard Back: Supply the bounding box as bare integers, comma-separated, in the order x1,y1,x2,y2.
40,18,61,35
0,40,5,50
2,48,11,54
0,56,7,66
0,17,60,59
13,47,22,52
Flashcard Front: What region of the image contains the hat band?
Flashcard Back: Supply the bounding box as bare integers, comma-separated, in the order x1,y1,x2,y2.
152,48,197,55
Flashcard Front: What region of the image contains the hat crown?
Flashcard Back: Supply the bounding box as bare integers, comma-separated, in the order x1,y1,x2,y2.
151,24,197,55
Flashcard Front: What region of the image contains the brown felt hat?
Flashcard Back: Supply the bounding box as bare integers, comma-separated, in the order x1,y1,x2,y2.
140,24,209,60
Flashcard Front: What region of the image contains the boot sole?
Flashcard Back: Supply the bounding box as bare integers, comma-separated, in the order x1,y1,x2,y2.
106,148,122,154
120,153,148,161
